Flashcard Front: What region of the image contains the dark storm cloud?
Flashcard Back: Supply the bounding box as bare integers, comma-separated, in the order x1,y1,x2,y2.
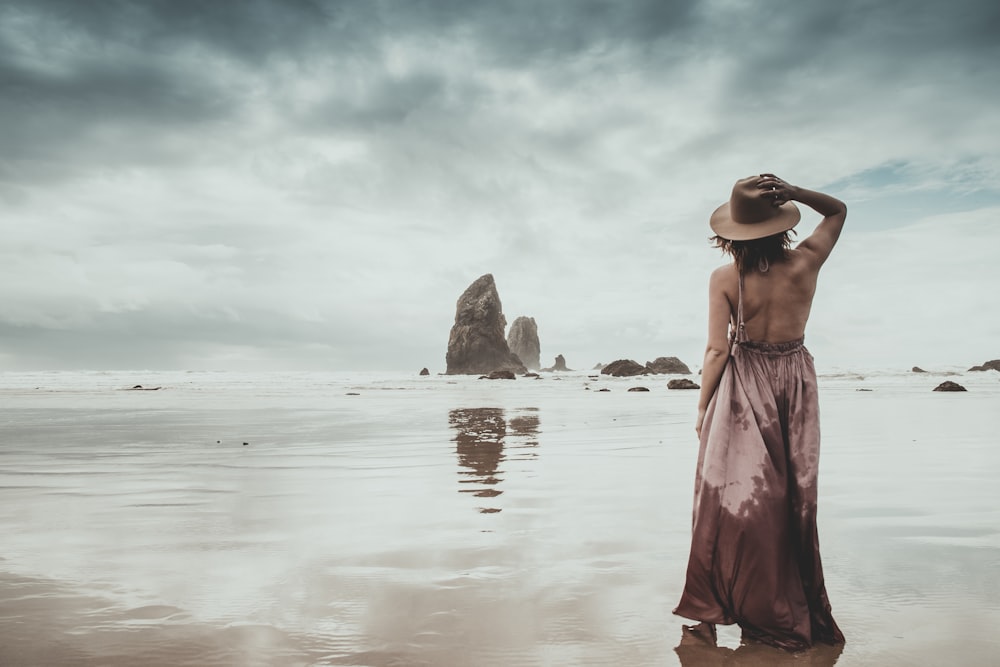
0,55,229,172
380,0,703,59
0,0,345,63
0,0,705,166
3,0,997,182
693,0,1000,108
0,0,362,181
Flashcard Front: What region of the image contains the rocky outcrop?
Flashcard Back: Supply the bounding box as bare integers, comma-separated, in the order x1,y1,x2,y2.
601,359,648,377
968,359,1000,372
542,354,571,372
646,356,692,374
419,367,430,376
668,378,700,390
933,381,967,392
911,366,926,373
446,274,526,375
480,370,516,380
628,386,650,392
506,316,541,370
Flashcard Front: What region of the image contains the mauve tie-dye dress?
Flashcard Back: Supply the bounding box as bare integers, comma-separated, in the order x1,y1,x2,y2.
674,275,844,651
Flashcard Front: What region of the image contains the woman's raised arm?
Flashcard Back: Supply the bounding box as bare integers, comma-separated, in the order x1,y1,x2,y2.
758,174,847,267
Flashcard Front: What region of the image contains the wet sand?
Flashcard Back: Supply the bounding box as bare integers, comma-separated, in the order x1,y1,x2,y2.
0,370,998,665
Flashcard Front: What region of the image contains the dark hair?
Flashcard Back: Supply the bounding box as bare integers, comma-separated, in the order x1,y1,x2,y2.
711,230,796,274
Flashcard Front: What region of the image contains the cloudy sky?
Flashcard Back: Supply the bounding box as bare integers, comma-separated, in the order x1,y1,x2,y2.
1,0,997,372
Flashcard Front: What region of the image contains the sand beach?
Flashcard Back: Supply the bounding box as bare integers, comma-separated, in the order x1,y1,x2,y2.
0,368,998,666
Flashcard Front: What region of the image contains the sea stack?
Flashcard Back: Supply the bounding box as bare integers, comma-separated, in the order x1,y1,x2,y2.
601,359,648,377
507,316,541,370
646,356,692,374
542,354,571,372
445,274,527,375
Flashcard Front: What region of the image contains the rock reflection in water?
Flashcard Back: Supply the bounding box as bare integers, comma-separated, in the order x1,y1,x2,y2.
448,407,539,513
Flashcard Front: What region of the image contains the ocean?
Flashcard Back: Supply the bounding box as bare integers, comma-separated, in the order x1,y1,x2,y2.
1,368,998,666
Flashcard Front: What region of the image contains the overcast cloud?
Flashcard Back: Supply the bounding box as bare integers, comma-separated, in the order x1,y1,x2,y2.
1,0,998,372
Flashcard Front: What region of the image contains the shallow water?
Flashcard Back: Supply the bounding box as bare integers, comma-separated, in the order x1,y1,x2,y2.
1,369,998,665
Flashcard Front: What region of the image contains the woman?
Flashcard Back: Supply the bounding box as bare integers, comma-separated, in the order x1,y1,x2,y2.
673,174,847,650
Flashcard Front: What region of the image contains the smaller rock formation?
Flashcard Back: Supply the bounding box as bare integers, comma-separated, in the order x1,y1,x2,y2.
628,386,650,392
419,368,430,376
541,354,571,372
911,366,926,373
523,372,540,378
601,359,648,377
668,378,700,390
597,388,611,392
445,274,526,375
507,316,541,370
646,357,692,374
592,363,605,370
480,370,517,380
933,381,967,392
968,359,1000,372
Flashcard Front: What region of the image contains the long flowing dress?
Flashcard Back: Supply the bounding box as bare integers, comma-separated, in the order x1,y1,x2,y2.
673,274,844,651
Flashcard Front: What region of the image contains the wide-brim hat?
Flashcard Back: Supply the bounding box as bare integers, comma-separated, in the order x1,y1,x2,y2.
710,176,800,241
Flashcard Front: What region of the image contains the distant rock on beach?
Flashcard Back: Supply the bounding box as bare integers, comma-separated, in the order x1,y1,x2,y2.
646,356,692,375
668,378,700,390
968,359,1000,372
480,370,516,380
507,316,541,370
542,354,571,372
419,367,430,376
933,381,967,392
600,359,648,377
445,274,526,375
911,366,926,373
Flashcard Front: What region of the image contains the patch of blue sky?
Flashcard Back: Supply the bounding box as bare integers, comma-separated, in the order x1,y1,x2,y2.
821,159,1000,231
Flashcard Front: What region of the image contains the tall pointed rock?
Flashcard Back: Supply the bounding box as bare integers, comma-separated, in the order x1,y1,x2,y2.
507,316,540,370
446,274,526,375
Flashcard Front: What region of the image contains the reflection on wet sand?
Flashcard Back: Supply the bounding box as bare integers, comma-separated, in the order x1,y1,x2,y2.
0,573,326,666
674,626,844,666
449,407,539,513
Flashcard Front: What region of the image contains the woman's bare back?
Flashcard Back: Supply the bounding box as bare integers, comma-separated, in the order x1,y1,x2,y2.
721,250,820,344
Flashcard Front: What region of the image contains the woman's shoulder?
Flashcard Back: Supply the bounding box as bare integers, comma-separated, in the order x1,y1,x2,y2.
710,262,737,282
709,263,739,303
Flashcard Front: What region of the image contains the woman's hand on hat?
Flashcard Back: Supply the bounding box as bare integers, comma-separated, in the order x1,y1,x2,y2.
757,173,795,207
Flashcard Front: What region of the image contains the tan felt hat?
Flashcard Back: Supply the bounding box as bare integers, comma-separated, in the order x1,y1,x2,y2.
710,175,800,241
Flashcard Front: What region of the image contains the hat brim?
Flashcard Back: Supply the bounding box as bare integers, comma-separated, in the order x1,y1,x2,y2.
710,201,801,241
